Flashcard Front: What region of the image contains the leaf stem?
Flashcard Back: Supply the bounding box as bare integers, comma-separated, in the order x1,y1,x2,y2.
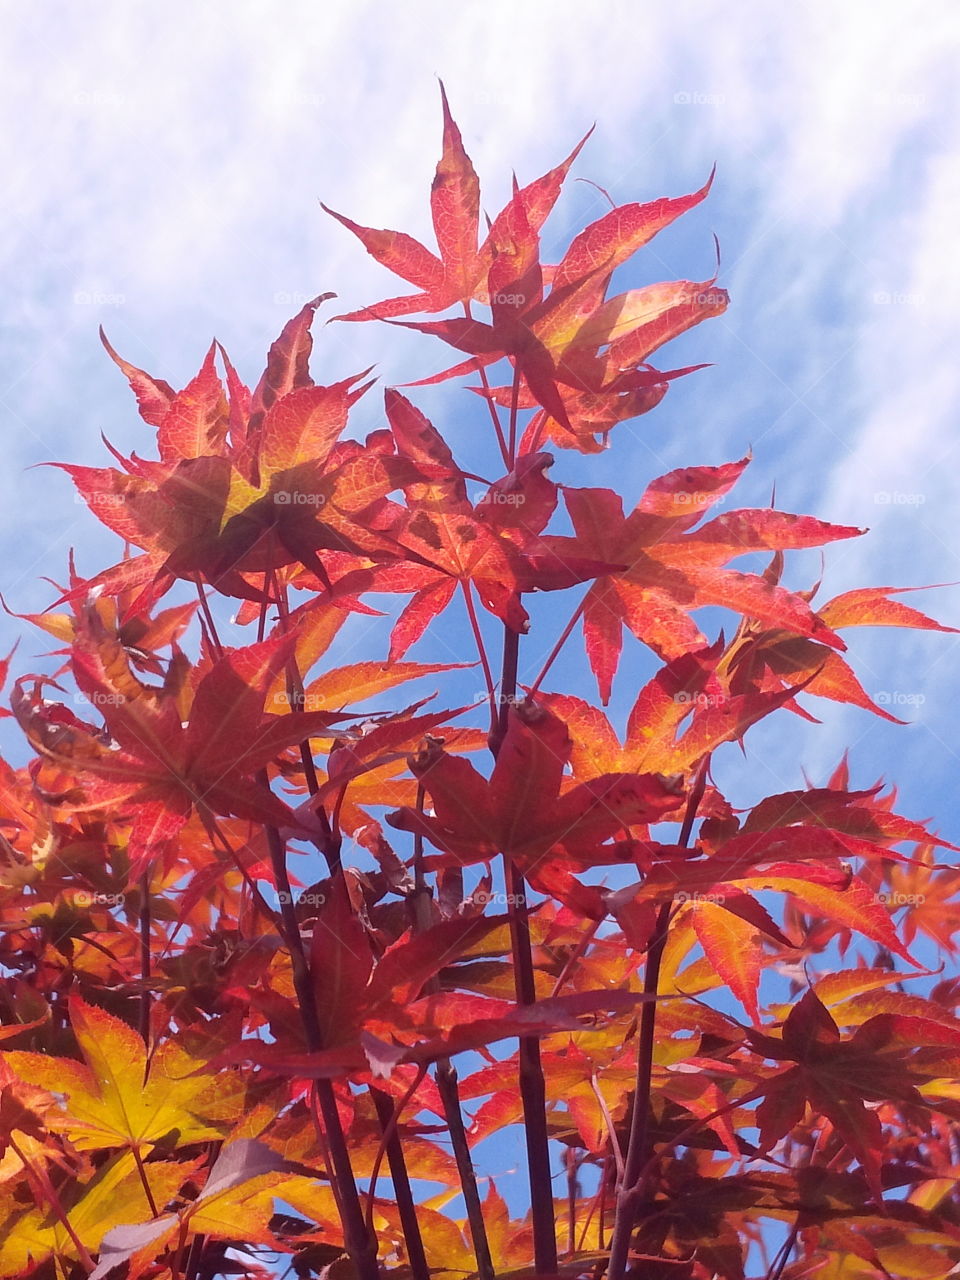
460,580,497,738
272,570,341,874
138,870,151,1049
8,1135,95,1273
507,361,521,466
182,1232,207,1280
258,808,379,1280
131,1141,160,1217
368,1079,431,1280
464,300,510,469
766,1220,800,1280
270,574,432,1272
411,784,496,1280
194,576,225,657
528,594,588,696
605,760,708,1280
491,624,557,1274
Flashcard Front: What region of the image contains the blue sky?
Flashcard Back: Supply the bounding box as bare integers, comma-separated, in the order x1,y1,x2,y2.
3,0,959,805
2,0,960,1237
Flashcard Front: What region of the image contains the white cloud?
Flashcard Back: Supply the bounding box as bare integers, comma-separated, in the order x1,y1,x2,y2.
1,0,958,790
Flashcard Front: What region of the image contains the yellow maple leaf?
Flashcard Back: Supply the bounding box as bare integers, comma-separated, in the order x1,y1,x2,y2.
2,998,235,1154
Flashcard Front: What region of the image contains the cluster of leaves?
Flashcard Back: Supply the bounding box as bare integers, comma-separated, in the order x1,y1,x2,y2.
1,85,959,1280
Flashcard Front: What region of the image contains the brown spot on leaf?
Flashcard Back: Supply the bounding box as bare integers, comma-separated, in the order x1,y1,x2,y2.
408,510,443,550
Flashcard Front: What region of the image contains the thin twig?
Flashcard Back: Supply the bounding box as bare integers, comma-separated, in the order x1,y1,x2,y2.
464,300,510,469
492,625,557,1275
131,1142,160,1218
8,1136,96,1273
507,362,521,466
259,805,379,1280
605,761,709,1280
766,1220,801,1280
138,870,151,1049
529,595,588,697
460,580,497,739
271,570,341,873
411,784,496,1280
565,1147,579,1258
269,571,424,1272
194,576,225,657
368,1078,431,1280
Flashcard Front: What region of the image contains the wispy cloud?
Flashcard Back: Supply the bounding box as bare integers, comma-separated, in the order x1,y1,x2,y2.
1,0,958,800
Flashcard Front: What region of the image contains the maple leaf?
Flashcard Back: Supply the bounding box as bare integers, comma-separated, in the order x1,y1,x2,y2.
712,577,957,726
65,305,405,609
385,220,723,440
748,989,960,1201
477,278,727,451
884,845,960,954
395,185,724,452
738,782,959,859
617,780,932,972
380,391,616,651
2,998,229,1153
305,876,516,1055
89,1140,317,1279
13,627,344,874
539,460,862,702
387,699,681,873
330,90,723,442
323,84,591,322
0,1151,191,1276
222,987,660,1081
538,641,826,783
